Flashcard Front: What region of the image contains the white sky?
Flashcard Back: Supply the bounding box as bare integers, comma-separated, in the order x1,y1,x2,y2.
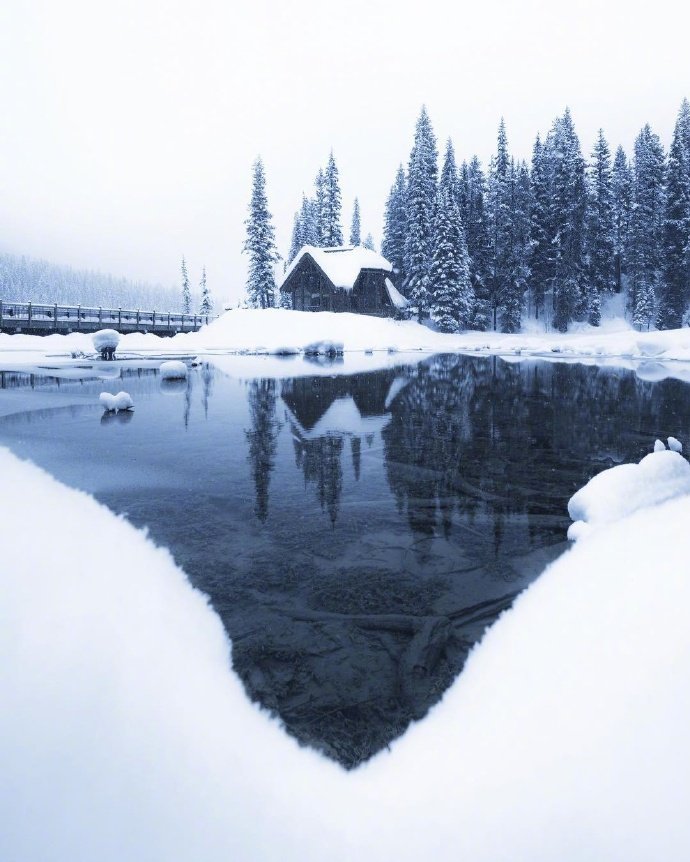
0,0,688,305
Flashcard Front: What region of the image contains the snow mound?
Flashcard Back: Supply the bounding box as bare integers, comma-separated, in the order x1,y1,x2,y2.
568,447,690,539
91,329,120,351
159,359,188,380
668,436,683,453
99,391,133,412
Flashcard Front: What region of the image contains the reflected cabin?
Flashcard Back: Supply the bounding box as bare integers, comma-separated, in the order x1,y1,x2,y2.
279,245,408,317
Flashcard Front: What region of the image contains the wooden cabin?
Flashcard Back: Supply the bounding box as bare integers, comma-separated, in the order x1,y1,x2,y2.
278,246,408,317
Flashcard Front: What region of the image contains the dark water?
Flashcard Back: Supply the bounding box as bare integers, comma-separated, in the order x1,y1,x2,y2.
1,354,688,767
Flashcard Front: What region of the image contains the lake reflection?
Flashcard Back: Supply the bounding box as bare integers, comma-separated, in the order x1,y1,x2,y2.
1,354,688,767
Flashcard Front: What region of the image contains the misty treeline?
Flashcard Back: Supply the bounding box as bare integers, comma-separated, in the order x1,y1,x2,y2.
263,99,690,332
0,252,205,313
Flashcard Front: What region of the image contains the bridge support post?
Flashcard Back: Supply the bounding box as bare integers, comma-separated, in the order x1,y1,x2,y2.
77,305,81,332
0,300,3,330
98,307,102,325
118,308,122,330
54,304,58,331
152,310,156,329
136,309,140,330
28,302,32,329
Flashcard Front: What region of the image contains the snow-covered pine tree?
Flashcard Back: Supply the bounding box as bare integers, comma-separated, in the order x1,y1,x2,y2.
322,152,344,247
429,188,474,332
404,106,438,319
458,156,491,329
288,210,305,264
243,157,280,309
657,99,690,329
501,159,531,332
529,135,553,322
314,169,327,245
301,195,320,246
350,198,361,245
628,124,665,329
612,145,633,292
199,266,213,314
486,119,513,329
382,164,407,286
181,256,191,313
440,138,459,202
549,109,588,332
363,233,376,251
585,129,616,324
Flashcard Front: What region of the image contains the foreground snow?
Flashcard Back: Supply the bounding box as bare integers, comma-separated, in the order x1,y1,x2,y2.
2,444,690,860
2,310,690,380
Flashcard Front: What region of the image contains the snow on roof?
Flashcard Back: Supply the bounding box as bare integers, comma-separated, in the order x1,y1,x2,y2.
385,278,409,310
279,245,393,291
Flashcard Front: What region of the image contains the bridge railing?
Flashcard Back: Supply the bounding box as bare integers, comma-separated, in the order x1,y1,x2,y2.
0,300,216,332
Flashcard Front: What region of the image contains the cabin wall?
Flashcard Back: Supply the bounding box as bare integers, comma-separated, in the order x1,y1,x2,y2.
281,257,396,317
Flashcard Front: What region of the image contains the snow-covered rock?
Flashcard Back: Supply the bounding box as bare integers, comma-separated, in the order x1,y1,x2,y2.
99,391,133,412
568,447,690,539
92,329,120,352
303,340,344,357
159,360,188,380
668,436,683,453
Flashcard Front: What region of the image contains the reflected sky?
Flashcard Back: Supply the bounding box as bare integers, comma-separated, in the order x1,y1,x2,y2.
1,355,688,767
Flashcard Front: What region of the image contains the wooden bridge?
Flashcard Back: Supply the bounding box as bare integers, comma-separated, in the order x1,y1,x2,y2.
0,300,215,336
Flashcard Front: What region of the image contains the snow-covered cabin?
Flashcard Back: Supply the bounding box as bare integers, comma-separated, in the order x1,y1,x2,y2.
278,246,408,317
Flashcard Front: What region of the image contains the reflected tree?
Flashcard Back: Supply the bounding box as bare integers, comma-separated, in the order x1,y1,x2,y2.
245,379,283,522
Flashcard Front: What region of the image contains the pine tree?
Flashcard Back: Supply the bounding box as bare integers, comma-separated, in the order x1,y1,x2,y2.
288,211,304,264
486,119,513,329
612,145,633,292
243,157,280,309
529,135,554,321
429,188,474,332
404,106,438,319
314,168,327,245
629,124,665,329
458,157,491,329
549,109,588,332
199,266,212,314
657,99,690,329
363,233,376,251
301,195,320,246
382,164,407,285
322,152,344,247
350,198,361,245
440,138,459,202
501,159,531,332
181,256,191,313
585,129,616,324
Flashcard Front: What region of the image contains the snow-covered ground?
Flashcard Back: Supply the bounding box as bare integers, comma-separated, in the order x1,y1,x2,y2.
2,309,690,381
2,443,690,861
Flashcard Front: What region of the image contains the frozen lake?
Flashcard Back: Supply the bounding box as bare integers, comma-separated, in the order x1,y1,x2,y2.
1,353,688,767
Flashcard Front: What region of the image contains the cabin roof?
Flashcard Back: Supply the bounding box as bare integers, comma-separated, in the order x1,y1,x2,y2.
279,245,393,291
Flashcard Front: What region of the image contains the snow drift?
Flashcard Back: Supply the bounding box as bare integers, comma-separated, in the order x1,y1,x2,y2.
2,445,690,861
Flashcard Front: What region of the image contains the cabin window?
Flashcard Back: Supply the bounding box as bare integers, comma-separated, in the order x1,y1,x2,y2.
310,292,321,310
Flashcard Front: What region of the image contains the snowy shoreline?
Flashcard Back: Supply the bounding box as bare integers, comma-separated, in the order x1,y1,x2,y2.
2,309,690,374
1,442,690,860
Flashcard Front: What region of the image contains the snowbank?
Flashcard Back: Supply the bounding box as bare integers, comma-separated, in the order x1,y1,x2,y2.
2,445,690,860
3,310,690,381
568,447,690,539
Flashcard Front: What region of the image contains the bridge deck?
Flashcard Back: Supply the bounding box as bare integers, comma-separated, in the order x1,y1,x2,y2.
0,300,214,336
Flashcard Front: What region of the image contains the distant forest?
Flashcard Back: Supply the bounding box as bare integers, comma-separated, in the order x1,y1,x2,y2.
277,99,690,333
0,252,200,312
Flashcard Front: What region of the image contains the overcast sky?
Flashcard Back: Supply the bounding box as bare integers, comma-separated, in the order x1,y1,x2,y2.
0,0,688,305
